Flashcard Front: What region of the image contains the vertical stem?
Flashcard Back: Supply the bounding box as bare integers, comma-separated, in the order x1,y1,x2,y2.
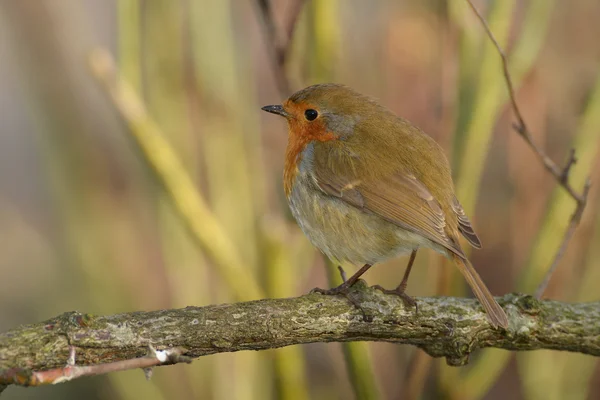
517,66,600,400
442,1,556,399
325,259,381,400
118,0,142,93
265,223,310,400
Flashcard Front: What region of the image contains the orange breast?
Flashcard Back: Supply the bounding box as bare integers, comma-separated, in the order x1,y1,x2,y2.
283,118,337,197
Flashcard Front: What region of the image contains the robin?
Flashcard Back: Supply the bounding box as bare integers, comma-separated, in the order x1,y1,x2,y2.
262,83,508,328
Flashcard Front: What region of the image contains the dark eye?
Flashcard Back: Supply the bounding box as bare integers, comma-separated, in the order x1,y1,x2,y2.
304,109,318,121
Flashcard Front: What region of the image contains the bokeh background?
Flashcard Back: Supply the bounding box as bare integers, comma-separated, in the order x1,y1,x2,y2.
1,0,599,399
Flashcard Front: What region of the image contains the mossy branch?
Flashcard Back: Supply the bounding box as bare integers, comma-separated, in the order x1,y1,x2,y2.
1,283,599,390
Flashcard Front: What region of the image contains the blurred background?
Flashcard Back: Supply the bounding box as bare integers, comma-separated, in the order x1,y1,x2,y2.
0,0,599,399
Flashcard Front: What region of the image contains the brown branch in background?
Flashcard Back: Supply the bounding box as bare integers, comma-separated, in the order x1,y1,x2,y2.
4,345,189,387
466,0,592,298
534,181,592,298
256,0,307,95
1,288,599,391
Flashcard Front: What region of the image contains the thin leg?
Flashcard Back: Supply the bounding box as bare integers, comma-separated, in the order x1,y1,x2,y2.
373,249,418,311
398,249,417,292
311,263,373,295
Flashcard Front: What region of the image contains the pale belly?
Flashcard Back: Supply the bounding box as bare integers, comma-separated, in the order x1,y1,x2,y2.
287,172,438,266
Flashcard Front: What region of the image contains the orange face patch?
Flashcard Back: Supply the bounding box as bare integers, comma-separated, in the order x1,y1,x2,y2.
283,100,338,197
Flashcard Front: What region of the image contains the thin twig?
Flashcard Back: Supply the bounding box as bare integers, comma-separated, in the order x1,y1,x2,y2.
255,0,307,96
535,181,592,298
4,345,188,386
282,0,307,63
560,148,578,184
466,0,592,298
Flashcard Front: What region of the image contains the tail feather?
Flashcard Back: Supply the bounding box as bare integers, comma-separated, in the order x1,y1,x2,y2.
452,254,508,328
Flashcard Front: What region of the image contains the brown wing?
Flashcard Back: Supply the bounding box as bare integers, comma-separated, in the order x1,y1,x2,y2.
451,197,482,248
313,166,466,259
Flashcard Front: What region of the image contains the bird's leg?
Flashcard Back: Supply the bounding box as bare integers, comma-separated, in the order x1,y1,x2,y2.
373,249,418,312
337,265,348,283
311,263,373,295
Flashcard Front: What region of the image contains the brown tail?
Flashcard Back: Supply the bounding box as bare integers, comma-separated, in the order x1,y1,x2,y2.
451,254,508,328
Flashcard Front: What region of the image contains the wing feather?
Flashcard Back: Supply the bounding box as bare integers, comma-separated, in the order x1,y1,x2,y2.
314,166,466,258
452,196,482,248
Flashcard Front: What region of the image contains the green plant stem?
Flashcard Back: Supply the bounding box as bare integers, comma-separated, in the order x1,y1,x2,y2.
89,50,264,301
326,261,382,400
443,1,558,398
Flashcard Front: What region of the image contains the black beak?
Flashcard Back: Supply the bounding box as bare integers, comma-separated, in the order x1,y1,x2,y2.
261,104,290,118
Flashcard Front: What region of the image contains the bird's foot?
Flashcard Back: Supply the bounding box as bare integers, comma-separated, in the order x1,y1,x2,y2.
310,267,372,322
309,265,352,295
372,284,418,313
310,281,352,296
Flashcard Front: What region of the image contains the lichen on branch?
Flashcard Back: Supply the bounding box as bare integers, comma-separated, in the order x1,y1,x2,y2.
1,282,599,389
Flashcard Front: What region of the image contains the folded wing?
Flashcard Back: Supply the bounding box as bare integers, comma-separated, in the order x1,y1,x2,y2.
313,165,466,259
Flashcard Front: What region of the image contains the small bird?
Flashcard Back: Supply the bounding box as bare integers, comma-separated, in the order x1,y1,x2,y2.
262,83,508,328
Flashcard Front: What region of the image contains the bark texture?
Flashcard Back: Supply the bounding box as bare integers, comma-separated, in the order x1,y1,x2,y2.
1,282,599,388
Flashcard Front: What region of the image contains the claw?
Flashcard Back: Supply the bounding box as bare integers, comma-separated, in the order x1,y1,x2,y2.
310,282,371,321
310,283,350,296
373,285,418,314
310,264,375,321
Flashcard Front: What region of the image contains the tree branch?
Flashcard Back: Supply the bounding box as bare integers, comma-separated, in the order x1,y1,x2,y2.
1,283,599,390
255,0,307,96
466,0,593,298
